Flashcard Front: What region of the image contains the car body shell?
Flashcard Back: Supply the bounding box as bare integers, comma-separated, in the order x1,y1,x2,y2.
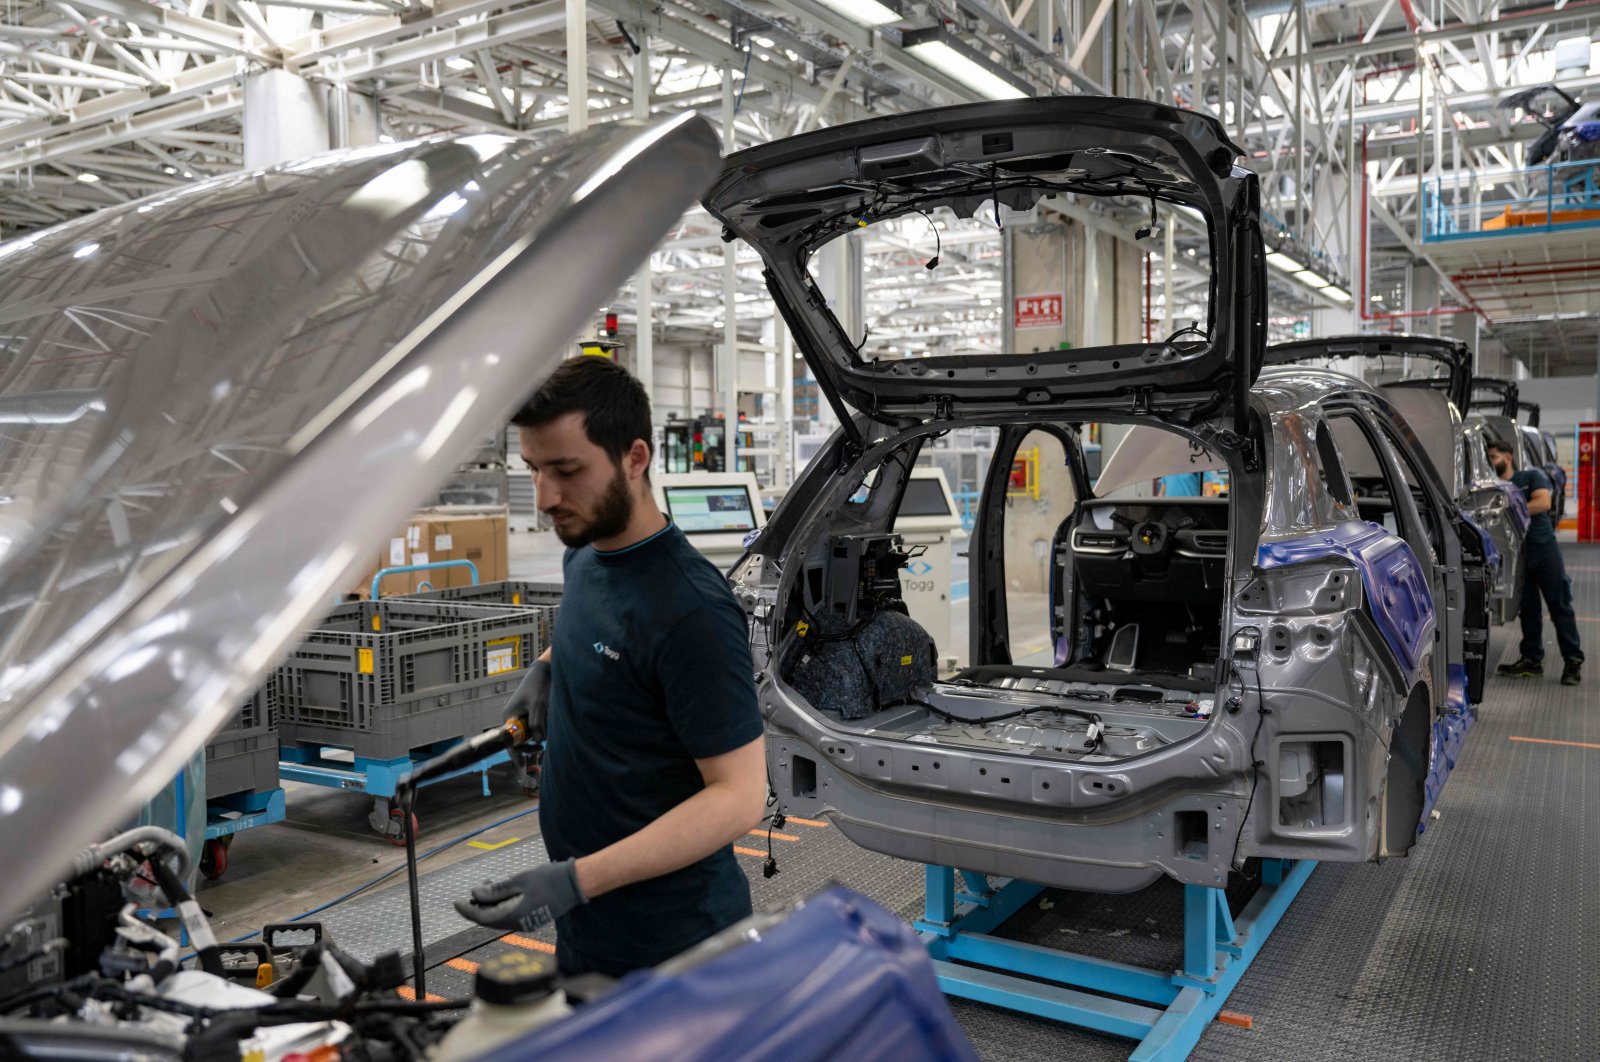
730,367,1482,893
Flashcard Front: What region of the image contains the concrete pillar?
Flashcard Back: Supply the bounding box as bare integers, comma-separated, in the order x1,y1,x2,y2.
1008,220,1068,353
811,231,861,434
778,320,794,488
720,67,738,471
567,0,588,134
325,84,380,150
632,33,653,409
1082,228,1101,346
1449,311,1480,375
243,69,329,170
1410,262,1441,336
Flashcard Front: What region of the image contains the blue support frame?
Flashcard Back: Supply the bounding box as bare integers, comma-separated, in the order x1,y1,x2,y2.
204,787,286,840
917,859,1316,1062
278,741,510,798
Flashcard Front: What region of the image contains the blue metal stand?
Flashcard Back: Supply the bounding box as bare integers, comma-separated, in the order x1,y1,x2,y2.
204,787,286,841
917,859,1316,1061
278,742,509,798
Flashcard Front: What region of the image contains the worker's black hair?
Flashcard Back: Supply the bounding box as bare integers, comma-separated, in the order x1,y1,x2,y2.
1486,438,1515,462
512,356,654,467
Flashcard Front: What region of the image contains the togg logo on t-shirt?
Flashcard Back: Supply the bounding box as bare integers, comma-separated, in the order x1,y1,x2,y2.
593,641,621,661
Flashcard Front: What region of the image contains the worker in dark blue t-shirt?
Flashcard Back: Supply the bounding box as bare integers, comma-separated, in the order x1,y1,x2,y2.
1489,439,1583,686
453,357,766,976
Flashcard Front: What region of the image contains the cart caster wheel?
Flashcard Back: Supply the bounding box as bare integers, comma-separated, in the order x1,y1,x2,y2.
517,764,541,799
386,808,419,847
201,838,229,880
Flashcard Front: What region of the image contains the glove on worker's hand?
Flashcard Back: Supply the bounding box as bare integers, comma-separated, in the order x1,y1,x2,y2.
508,658,552,745
453,859,585,932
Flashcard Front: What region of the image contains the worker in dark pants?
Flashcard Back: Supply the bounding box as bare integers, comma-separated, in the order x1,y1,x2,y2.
454,357,767,977
1490,440,1583,686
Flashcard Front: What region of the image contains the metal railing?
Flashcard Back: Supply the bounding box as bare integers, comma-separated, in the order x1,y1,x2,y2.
1423,157,1600,241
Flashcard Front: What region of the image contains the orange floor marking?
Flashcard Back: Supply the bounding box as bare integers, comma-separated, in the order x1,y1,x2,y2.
749,828,799,842
501,933,556,954
1510,735,1600,750
783,815,830,828
1216,1011,1254,1029
395,985,446,1002
445,957,479,973
733,845,767,857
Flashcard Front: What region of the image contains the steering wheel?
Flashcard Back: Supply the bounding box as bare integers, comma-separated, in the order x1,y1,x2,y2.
1129,519,1171,557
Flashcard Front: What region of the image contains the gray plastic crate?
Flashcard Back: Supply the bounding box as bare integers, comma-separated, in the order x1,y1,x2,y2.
206,679,279,800
279,682,529,764
432,467,509,507
276,599,553,761
401,581,560,647
206,729,280,801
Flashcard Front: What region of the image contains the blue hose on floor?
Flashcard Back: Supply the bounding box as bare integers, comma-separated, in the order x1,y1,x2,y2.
189,804,539,955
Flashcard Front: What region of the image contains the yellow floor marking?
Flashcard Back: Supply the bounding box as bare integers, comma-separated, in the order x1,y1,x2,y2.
445,957,479,973
733,845,767,857
466,837,520,851
1510,735,1600,751
784,815,831,828
749,828,799,842
396,985,446,1002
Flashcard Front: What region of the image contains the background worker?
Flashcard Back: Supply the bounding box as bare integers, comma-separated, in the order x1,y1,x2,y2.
1490,439,1583,686
454,357,768,976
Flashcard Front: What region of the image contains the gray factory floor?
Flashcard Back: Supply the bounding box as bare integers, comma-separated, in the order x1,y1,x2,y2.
198,535,1600,1060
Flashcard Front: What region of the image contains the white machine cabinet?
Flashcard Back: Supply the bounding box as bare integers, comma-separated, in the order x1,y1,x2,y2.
893,467,965,661
653,472,767,573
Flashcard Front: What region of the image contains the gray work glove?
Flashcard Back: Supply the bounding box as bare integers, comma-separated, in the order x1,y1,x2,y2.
506,658,552,744
453,859,585,932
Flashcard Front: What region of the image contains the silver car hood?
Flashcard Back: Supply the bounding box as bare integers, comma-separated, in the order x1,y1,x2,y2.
0,114,720,923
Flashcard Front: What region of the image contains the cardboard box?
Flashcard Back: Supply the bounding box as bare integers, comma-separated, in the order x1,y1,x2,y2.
348,506,508,600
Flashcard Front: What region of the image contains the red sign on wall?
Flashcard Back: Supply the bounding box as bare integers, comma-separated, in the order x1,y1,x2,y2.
1578,422,1600,543
1013,292,1064,330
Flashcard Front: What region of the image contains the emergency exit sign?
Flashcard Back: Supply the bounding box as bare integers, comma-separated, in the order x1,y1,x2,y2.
1013,293,1064,329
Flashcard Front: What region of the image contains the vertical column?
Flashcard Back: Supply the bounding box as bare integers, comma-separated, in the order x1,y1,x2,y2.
721,67,739,473
1162,220,1175,338
1007,221,1067,354
242,69,330,170
567,0,588,134
632,32,654,409
1001,224,1016,354
1295,0,1306,240
1082,229,1100,346
778,321,794,489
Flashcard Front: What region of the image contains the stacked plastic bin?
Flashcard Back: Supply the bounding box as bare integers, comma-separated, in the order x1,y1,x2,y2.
276,598,555,763
204,678,280,802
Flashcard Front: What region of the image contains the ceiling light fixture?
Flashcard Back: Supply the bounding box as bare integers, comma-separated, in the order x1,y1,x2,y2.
75,172,100,184
1265,250,1304,273
901,27,1032,100
812,0,903,27
1322,287,1353,304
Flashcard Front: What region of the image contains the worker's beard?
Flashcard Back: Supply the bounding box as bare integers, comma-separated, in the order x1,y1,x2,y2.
552,464,634,548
